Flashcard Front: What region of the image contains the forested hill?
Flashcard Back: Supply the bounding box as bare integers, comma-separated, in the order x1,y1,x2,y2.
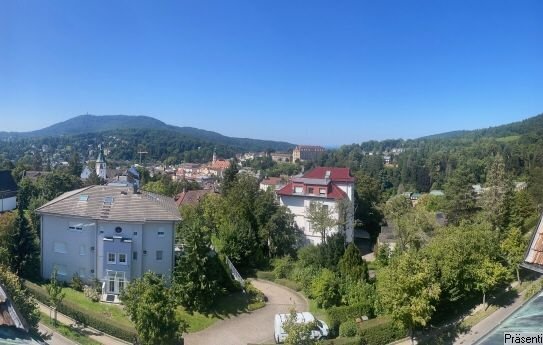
420,113,543,140
315,112,543,205
0,114,295,153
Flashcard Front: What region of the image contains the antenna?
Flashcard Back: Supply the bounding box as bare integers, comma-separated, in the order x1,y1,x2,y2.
138,151,148,164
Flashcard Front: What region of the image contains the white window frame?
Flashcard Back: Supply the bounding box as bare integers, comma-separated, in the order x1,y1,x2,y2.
107,252,116,264
294,186,303,193
118,253,127,265
53,242,67,254
68,222,84,232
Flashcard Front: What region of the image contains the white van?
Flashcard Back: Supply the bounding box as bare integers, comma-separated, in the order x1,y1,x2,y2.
274,312,329,343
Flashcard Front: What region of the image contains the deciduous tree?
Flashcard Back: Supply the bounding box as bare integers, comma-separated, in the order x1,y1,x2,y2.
46,268,65,325
306,201,336,244
120,272,186,345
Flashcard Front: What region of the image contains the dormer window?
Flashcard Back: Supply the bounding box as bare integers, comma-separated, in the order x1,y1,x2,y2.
319,188,326,196
308,187,314,195
294,186,303,193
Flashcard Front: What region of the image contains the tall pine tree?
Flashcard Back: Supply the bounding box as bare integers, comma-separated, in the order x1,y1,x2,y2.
8,206,39,278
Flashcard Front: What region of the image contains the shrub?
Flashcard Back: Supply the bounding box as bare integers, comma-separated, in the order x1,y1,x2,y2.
70,273,83,292
339,320,358,337
256,271,275,281
83,285,100,302
290,265,321,295
357,317,406,345
327,304,375,334
273,256,293,279
340,280,376,316
311,269,341,309
275,278,302,292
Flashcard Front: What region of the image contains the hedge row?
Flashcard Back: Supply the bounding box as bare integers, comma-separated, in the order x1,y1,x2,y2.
327,303,374,333
356,317,406,345
25,281,137,342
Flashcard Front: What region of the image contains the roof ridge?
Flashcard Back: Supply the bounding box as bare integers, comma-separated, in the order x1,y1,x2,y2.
37,185,95,211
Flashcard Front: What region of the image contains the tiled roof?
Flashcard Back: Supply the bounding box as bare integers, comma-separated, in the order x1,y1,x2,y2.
261,177,283,186
302,167,355,183
524,213,543,272
37,185,180,222
0,171,17,193
0,284,28,332
276,181,348,200
210,160,230,170
175,189,215,207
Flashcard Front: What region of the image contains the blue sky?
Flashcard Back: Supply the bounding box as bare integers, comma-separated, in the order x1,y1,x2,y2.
1,1,542,145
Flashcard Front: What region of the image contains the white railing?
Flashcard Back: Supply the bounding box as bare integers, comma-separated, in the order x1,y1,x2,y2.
225,255,245,287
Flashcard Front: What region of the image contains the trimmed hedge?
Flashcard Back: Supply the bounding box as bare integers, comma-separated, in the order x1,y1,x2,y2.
26,281,137,342
339,320,358,337
357,317,406,345
327,304,374,333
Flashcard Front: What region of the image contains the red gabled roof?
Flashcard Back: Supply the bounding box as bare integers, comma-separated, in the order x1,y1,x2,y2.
276,181,348,200
261,177,283,186
303,167,354,183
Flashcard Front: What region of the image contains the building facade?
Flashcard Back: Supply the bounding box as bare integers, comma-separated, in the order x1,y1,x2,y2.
0,171,17,212
277,167,355,245
37,185,180,298
292,145,325,162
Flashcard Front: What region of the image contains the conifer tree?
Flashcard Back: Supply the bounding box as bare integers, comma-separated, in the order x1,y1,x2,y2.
339,243,369,282
8,206,39,278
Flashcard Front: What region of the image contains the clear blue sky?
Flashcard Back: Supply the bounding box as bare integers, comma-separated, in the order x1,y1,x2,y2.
1,1,542,145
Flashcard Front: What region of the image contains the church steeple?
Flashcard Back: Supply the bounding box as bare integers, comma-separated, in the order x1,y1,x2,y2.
212,148,217,163
96,144,107,179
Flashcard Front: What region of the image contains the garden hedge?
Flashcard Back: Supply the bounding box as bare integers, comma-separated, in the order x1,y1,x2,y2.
327,303,374,333
25,281,138,342
356,317,406,345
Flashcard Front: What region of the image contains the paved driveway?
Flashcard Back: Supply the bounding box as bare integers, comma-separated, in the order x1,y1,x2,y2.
184,279,308,345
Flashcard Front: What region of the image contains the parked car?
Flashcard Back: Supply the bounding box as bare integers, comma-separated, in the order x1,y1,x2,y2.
274,312,329,343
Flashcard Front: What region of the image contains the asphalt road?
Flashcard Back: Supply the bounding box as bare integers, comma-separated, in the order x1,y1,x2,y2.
184,279,308,345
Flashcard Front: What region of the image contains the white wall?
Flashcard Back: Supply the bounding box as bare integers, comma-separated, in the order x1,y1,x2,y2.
0,196,16,212
279,195,349,245
41,214,175,283
142,222,175,279
41,215,97,282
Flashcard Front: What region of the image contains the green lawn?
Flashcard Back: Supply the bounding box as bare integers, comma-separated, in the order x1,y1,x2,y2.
62,287,134,328
40,312,101,345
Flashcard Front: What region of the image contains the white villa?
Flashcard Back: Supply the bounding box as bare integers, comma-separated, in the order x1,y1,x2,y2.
36,184,180,301
277,167,355,245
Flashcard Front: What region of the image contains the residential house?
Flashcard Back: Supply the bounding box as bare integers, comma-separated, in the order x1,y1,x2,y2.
377,222,397,252
292,145,325,162
277,167,354,245
36,185,180,302
174,189,215,208
260,177,287,192
0,171,17,212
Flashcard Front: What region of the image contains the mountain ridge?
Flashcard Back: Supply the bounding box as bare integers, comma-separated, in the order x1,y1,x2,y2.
0,114,295,151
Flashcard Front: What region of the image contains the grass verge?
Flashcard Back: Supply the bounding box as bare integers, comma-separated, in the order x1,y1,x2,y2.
40,312,101,345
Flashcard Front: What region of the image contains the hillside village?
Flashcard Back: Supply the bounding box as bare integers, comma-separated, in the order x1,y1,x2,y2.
2,112,543,345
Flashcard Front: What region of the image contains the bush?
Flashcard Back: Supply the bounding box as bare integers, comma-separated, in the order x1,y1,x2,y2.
275,278,302,292
273,256,293,279
357,317,406,345
70,273,83,292
339,320,358,337
327,304,375,334
290,265,321,295
83,285,100,302
311,269,341,309
256,271,275,281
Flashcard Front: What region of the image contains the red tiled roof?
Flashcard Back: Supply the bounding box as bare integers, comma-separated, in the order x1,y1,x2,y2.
210,160,230,170
174,189,215,207
302,167,354,183
276,181,348,200
261,177,283,186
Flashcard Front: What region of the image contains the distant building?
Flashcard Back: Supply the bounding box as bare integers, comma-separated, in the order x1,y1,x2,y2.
96,144,107,180
514,181,528,192
174,189,215,208
80,166,92,180
292,145,325,162
271,152,292,163
0,171,17,212
37,185,180,301
383,155,391,164
378,221,397,252
277,167,354,245
21,170,51,182
260,177,287,191
429,190,445,197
